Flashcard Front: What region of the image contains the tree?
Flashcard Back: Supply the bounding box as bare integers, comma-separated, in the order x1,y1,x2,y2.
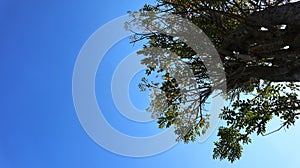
128,0,300,162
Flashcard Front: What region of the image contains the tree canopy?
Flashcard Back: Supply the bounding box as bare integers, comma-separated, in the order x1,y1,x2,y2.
128,0,300,162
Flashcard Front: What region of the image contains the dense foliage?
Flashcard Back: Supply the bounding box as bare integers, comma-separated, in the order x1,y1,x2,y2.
129,0,300,162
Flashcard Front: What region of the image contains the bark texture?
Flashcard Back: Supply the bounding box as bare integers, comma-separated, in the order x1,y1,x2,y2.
220,2,300,89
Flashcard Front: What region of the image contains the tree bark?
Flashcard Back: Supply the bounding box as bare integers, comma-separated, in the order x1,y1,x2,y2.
220,1,300,89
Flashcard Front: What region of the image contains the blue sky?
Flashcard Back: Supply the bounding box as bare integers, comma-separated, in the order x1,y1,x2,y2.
1,0,300,168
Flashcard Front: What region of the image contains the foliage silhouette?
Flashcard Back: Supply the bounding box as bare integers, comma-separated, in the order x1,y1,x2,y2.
129,0,300,162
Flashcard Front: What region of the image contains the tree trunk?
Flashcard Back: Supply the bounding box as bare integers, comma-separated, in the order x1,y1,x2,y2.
220,2,300,89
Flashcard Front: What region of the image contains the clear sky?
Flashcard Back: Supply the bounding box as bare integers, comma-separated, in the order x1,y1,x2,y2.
1,0,300,168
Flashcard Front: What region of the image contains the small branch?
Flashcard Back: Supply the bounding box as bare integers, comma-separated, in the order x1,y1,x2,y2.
262,124,286,136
